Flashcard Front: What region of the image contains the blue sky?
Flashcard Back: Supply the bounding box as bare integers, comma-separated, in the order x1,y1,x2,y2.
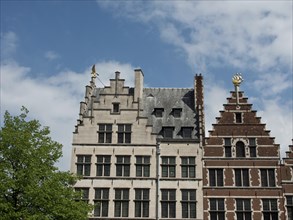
1,0,292,170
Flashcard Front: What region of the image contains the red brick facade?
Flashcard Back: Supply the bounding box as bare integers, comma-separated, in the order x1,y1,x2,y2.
203,91,293,220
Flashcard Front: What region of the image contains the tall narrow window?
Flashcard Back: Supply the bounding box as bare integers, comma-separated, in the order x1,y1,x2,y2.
75,188,89,203
224,138,232,157
236,141,246,157
236,199,251,220
261,169,276,187
162,127,174,139
114,188,129,217
76,155,91,176
235,112,242,123
182,127,193,139
235,169,249,186
210,198,225,220
98,124,112,143
94,188,109,217
116,156,130,177
161,189,176,218
113,103,120,113
136,156,150,177
162,157,176,177
262,199,278,220
181,157,196,178
96,155,111,176
181,189,196,218
286,196,293,220
117,124,131,143
135,189,149,217
249,138,256,157
209,169,224,186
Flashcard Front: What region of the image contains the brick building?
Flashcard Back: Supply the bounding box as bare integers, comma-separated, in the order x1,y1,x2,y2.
70,69,293,219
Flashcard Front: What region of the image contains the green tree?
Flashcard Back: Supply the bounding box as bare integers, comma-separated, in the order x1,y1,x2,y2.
0,107,92,219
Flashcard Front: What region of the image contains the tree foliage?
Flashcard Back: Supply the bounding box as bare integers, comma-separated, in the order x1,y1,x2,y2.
0,107,92,219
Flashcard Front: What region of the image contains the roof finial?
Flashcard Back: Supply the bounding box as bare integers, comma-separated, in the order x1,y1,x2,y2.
232,73,244,108
91,64,98,78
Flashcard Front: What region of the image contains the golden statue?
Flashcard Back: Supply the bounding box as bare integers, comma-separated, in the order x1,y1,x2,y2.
232,73,243,86
91,64,97,78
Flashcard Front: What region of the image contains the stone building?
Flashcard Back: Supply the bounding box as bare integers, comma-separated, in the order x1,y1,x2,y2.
70,69,292,220
71,69,204,219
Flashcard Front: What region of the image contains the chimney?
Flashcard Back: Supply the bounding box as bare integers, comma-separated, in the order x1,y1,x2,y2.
194,74,205,145
134,69,144,102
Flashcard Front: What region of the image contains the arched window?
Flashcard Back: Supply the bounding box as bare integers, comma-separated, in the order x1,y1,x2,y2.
236,141,245,157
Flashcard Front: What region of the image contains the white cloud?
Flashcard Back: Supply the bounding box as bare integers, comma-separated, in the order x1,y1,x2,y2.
98,0,293,157
44,51,60,61
0,31,18,59
1,59,136,170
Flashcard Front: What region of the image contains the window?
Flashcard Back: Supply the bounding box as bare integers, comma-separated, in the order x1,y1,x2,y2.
235,112,242,123
236,141,246,157
136,156,150,177
162,157,176,177
113,103,120,113
181,157,196,178
173,108,182,118
76,155,91,176
224,138,232,157
261,169,276,187
249,138,256,157
235,169,249,186
286,196,293,220
162,127,174,139
116,156,130,177
209,169,224,186
98,124,112,143
181,189,196,218
75,188,89,203
117,124,131,143
262,199,278,220
154,108,164,117
96,155,111,176
210,198,225,220
236,199,251,220
94,188,109,217
135,189,149,217
182,127,192,139
161,189,176,218
114,188,129,217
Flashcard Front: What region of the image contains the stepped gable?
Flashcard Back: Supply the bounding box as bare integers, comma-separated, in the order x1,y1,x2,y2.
205,90,279,158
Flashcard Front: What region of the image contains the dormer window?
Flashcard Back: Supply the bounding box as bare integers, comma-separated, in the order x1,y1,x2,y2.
182,127,192,139
235,112,242,123
162,127,174,139
154,108,164,117
173,108,182,118
113,103,120,113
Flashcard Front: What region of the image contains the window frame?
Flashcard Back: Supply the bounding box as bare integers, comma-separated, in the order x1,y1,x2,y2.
117,124,132,143
262,199,278,220
209,168,224,187
209,198,225,220
181,157,196,178
135,156,150,177
162,127,174,139
116,155,131,177
224,138,232,157
76,155,91,176
96,155,111,176
134,188,150,217
98,124,112,143
161,189,176,218
260,169,276,187
94,188,109,217
181,189,197,218
236,199,252,220
161,156,176,178
114,188,130,217
235,168,249,187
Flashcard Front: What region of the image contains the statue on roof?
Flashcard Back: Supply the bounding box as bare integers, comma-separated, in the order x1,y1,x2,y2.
91,64,98,78
232,73,243,86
